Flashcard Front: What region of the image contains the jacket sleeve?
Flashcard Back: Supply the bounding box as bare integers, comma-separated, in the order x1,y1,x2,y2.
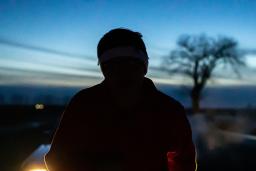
44,94,88,171
167,105,197,171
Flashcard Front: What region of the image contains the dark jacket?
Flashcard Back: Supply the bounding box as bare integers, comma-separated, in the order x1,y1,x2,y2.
45,77,196,171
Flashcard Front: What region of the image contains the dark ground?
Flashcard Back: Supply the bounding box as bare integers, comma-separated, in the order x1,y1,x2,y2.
0,105,256,171
0,105,63,171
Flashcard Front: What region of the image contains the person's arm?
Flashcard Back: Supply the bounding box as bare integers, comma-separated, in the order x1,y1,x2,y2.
167,105,197,171
44,94,85,171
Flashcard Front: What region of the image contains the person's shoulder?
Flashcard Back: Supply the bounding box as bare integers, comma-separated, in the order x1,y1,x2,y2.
154,90,189,127
70,82,104,103
154,89,185,112
144,77,185,112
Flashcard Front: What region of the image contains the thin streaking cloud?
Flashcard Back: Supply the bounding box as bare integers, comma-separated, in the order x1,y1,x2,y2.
0,0,256,87
0,58,101,77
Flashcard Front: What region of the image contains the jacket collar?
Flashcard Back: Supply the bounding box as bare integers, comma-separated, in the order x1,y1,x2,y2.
100,77,157,93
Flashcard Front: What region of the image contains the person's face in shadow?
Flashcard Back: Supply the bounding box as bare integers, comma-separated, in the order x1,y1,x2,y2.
101,57,147,90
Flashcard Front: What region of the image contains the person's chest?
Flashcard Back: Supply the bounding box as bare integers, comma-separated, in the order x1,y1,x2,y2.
72,97,175,171
81,106,156,151
74,96,174,146
77,106,167,170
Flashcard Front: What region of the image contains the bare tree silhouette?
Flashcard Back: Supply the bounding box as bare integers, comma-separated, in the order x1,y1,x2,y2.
162,34,245,113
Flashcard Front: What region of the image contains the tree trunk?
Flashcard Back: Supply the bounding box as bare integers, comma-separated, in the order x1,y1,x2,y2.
191,87,201,114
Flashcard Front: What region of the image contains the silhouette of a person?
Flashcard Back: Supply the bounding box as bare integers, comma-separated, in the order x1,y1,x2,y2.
44,28,196,171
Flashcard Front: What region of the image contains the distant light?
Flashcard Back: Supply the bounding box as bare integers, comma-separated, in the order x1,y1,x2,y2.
35,104,44,110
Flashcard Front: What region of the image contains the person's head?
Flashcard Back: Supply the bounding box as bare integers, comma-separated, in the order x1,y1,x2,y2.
97,28,149,89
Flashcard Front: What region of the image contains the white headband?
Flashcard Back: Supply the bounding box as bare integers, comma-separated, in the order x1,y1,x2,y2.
98,46,148,64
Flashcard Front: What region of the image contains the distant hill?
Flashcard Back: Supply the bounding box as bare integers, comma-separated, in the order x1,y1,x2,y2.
157,84,256,108
0,84,256,108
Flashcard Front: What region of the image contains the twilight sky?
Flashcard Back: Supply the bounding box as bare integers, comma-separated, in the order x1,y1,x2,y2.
0,0,256,87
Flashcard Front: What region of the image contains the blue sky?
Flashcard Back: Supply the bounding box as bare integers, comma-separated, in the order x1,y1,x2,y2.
0,0,256,86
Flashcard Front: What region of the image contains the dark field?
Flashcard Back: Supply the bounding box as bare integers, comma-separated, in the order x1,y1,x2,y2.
1,105,256,171
0,105,63,171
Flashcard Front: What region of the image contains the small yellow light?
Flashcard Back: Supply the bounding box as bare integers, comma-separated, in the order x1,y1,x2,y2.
35,103,44,110
29,169,47,171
